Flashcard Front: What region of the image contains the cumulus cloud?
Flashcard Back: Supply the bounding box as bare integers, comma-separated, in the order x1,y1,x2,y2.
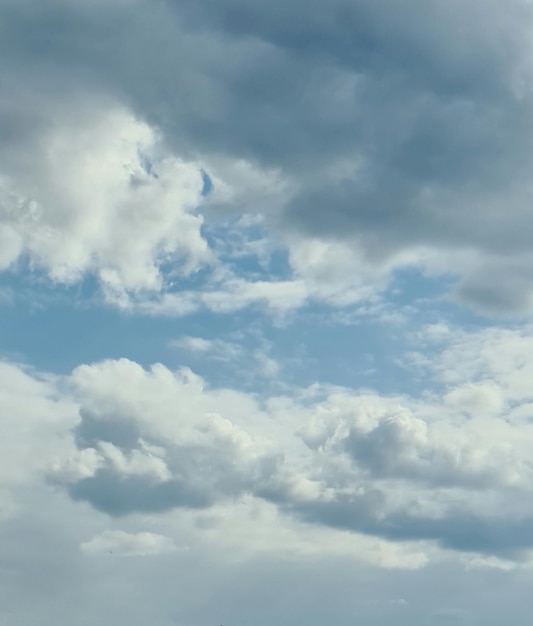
6,0,533,577
33,327,533,560
0,106,210,297
7,329,533,563
342,409,508,488
51,359,281,516
8,1,533,622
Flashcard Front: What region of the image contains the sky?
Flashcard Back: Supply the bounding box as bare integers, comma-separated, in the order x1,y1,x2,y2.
3,0,533,624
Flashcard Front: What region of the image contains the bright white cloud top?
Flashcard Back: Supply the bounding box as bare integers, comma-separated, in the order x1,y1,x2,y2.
2,1,533,625
0,107,210,295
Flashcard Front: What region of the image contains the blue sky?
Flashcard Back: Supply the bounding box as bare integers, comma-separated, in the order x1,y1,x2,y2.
2,0,533,624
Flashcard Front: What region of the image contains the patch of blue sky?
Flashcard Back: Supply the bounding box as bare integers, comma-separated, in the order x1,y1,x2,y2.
247,267,515,398
0,249,501,399
200,169,213,196
371,267,530,393
165,294,434,397
0,272,247,376
0,267,413,398
137,150,159,179
271,302,422,396
155,303,421,397
386,267,457,305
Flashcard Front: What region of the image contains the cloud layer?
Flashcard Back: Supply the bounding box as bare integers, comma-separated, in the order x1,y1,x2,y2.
3,1,533,624
37,323,533,561
3,0,533,313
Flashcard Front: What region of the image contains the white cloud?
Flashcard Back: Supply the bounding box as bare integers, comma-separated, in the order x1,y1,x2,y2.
80,530,177,556
0,106,210,296
172,336,214,353
287,237,395,306
131,275,311,317
50,358,281,516
171,336,242,361
444,381,504,417
7,323,533,571
171,334,281,382
412,324,533,406
0,361,77,486
0,224,22,270
189,497,429,569
7,0,533,622
50,447,104,483
30,336,533,559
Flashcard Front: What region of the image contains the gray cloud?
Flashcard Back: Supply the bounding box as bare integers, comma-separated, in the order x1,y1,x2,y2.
343,412,510,489
67,469,214,515
284,493,533,558
74,408,143,451
3,0,533,310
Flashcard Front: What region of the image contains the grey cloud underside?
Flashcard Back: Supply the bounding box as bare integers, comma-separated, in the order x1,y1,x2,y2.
57,385,533,559
75,409,143,451
3,5,533,210
58,403,282,516
67,472,214,515
263,476,533,558
66,441,271,516
65,432,533,557
285,496,533,557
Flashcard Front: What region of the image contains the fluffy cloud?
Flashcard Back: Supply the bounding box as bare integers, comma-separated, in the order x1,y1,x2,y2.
0,361,77,486
7,1,533,623
0,106,210,297
4,327,533,566
6,325,533,567
51,359,281,516
35,325,533,560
